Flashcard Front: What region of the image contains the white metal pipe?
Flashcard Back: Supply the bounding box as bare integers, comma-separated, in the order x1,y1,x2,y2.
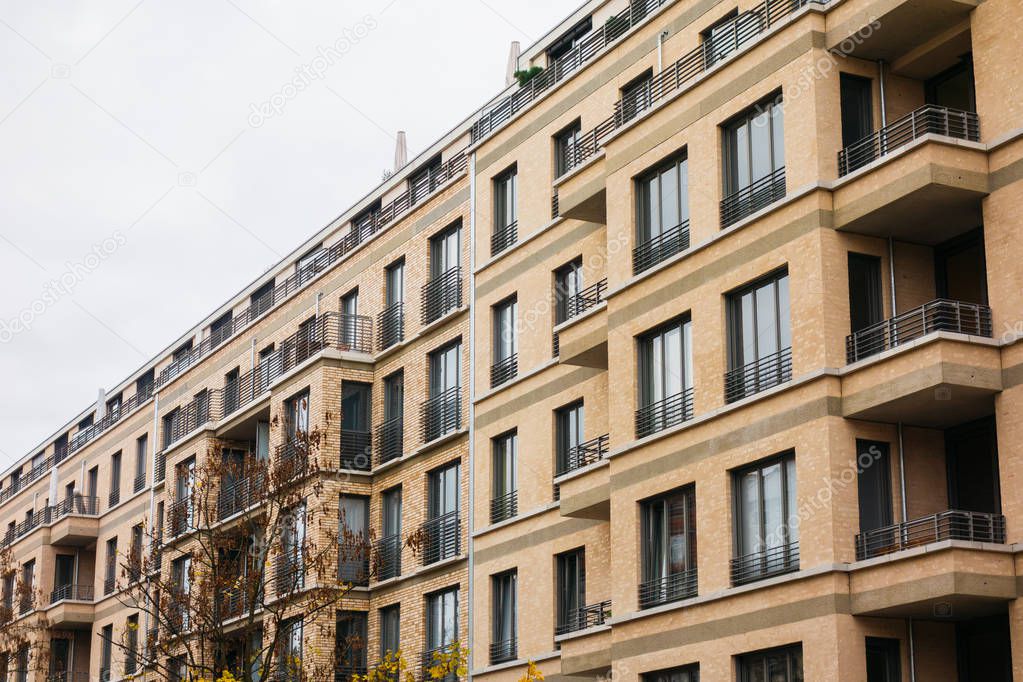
466,150,478,682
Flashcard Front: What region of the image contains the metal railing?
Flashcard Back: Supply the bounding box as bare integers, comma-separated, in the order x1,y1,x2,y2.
730,540,799,585
217,473,264,521
839,105,981,176
720,166,786,228
633,220,690,274
638,568,697,609
470,0,669,142
373,534,402,581
277,440,311,480
167,498,193,538
551,188,559,219
567,278,608,318
274,556,304,595
340,430,372,471
133,472,146,493
375,416,404,466
221,585,251,619
855,510,1006,561
555,599,612,635
846,299,992,364
635,387,695,438
153,153,466,389
0,496,100,550
154,452,166,483
557,434,610,476
489,638,517,665
490,490,518,524
68,382,154,455
491,220,518,256
50,583,93,604
490,354,518,388
562,0,825,174
104,556,117,595
339,542,371,586
421,267,462,324
420,387,462,443
420,512,460,565
108,485,120,509
378,302,405,350
724,346,792,403
47,672,90,682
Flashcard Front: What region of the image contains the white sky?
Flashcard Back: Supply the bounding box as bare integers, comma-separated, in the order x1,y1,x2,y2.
0,0,578,468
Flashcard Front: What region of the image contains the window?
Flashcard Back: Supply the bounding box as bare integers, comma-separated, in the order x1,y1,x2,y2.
491,297,518,387
725,269,791,402
639,486,697,608
491,431,518,524
721,96,785,226
336,611,368,676
426,587,459,666
619,69,653,124
285,390,310,442
547,16,591,61
635,153,690,273
77,414,94,431
340,288,360,349
209,310,233,347
162,408,180,450
280,503,306,591
866,637,901,682
701,8,758,66
643,664,700,682
134,434,147,492
129,524,144,580
555,401,585,475
425,342,462,441
104,539,117,595
637,318,694,437
491,570,517,663
381,259,406,349
100,625,114,679
430,222,461,279
109,450,122,506
379,487,403,580
125,614,140,674
492,166,518,255
19,561,34,613
250,280,275,316
340,382,372,470
425,462,461,564
737,644,803,682
379,371,404,464
297,244,325,283
554,259,583,326
171,556,191,629
424,223,462,323
410,154,443,204
54,555,74,599
732,453,798,585
339,495,369,586
380,605,400,657
172,340,193,363
352,200,382,238
554,120,582,178
278,618,303,676
106,392,122,418
172,457,196,535
135,369,155,399
555,548,586,634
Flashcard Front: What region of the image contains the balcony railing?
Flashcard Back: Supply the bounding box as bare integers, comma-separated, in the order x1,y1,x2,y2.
340,430,372,471
274,557,304,595
339,542,371,587
221,585,251,620
730,540,799,586
489,490,518,524
378,302,405,350
720,166,786,228
154,452,166,483
420,512,460,565
420,387,461,443
490,354,518,388
724,346,792,403
839,105,981,176
133,472,146,494
557,434,610,476
48,672,90,682
277,440,311,480
638,568,697,609
491,220,518,256
373,534,402,581
551,188,559,219
104,559,116,595
489,638,517,665
154,153,466,389
555,599,612,635
633,220,690,274
0,496,100,550
635,387,694,438
375,417,404,466
421,267,462,325
563,0,825,174
846,299,992,364
217,473,264,521
167,498,193,538
108,485,120,509
567,278,607,318
471,0,668,142
50,583,94,604
855,510,1006,561
68,382,154,455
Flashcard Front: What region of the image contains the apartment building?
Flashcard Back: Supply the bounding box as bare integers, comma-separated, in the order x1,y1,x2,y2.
2,0,1022,680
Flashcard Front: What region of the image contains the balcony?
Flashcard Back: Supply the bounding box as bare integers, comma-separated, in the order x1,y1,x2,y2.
724,346,792,403
489,638,517,665
420,387,461,444
846,299,991,364
730,540,799,586
217,474,264,521
491,220,518,256
555,600,612,636
167,498,193,538
420,512,460,566
555,301,608,369
68,382,153,455
339,543,370,587
274,557,304,595
638,568,697,609
421,267,462,325
489,354,518,388
557,434,609,477
489,490,518,525
340,430,372,471
635,388,694,439
154,452,166,483
556,457,610,521
720,167,786,228
133,472,145,494
50,584,93,605
855,510,1005,562
49,496,101,546
554,148,607,223
633,220,690,275
377,302,405,351
554,279,607,358
374,417,403,466
373,534,402,581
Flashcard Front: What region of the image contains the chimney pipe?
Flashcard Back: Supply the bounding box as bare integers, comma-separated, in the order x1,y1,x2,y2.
394,131,408,172
506,41,521,86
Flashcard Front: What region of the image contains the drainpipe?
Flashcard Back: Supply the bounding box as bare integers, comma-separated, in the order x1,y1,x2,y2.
897,420,915,681
657,30,669,73
145,392,160,646
466,150,478,681
878,60,888,128
907,617,917,682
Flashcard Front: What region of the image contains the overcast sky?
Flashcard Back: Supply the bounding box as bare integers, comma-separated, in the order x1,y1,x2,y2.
0,0,577,468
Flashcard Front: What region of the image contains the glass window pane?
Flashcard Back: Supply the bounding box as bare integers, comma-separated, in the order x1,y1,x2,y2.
762,463,783,548
777,275,791,350
750,110,772,181
660,164,679,231
663,325,682,397
771,103,785,170
740,471,761,555
756,283,779,358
